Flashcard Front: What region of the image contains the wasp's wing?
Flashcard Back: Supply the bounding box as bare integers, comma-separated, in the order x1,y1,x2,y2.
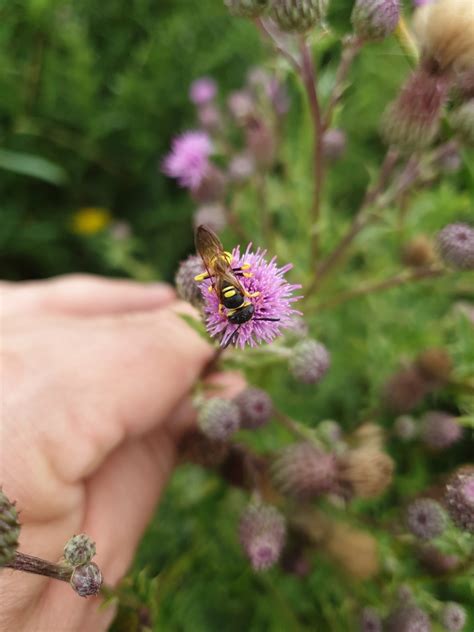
194,225,225,268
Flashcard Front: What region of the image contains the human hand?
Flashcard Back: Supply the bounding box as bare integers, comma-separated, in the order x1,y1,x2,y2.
0,275,244,631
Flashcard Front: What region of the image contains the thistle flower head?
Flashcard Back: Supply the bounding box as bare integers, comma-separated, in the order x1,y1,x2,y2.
289,339,330,384
386,605,432,632
70,562,103,598
0,489,20,566
175,255,205,307
402,235,435,268
225,0,270,18
383,366,429,413
418,543,460,574
339,447,394,499
351,0,400,41
272,442,338,499
413,0,474,72
64,534,96,567
415,348,452,385
197,398,241,440
162,131,213,190
272,0,328,33
445,471,474,533
360,607,383,632
227,90,254,120
382,67,450,150
193,204,228,234
322,128,347,161
420,411,463,450
394,415,418,441
189,77,217,106
198,244,302,348
436,223,474,270
238,502,286,571
406,498,447,540
441,602,467,632
234,387,273,429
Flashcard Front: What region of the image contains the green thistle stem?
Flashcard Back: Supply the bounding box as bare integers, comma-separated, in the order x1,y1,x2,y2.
394,17,419,67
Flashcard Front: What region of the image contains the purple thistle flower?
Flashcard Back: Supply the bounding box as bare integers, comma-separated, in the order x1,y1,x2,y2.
406,498,447,540
239,502,286,571
441,602,467,632
420,411,463,450
189,77,217,106
162,131,213,190
198,244,302,348
386,605,431,632
234,387,273,429
445,471,474,533
436,223,474,270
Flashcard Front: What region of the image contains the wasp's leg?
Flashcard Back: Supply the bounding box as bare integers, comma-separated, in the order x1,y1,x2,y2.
194,271,210,282
244,290,260,298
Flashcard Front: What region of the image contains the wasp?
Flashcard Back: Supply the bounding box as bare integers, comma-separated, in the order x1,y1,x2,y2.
194,225,279,347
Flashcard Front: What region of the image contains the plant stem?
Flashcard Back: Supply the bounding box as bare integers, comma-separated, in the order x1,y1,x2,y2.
323,36,362,129
254,18,301,73
394,16,419,67
5,552,73,583
303,148,399,300
314,266,445,311
299,38,324,264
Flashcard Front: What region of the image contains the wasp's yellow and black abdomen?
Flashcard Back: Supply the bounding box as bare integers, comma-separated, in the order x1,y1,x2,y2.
221,285,245,309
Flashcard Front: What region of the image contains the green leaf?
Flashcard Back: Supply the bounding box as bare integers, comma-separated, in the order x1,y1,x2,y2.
0,148,68,185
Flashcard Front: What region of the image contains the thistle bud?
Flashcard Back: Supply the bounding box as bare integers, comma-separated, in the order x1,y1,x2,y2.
70,562,103,598
228,153,256,182
227,90,254,121
413,0,474,72
402,235,435,268
339,447,394,499
271,0,327,33
415,348,452,386
289,339,330,384
441,602,467,632
189,77,217,106
418,543,460,574
360,607,383,632
325,522,380,579
198,104,223,132
234,387,273,429
322,129,347,162
193,204,228,234
0,489,20,566
436,223,474,270
383,366,429,413
179,430,230,468
272,442,338,499
420,411,463,450
445,472,474,533
382,67,450,150
197,398,241,441
386,605,431,632
238,502,286,571
175,255,205,308
64,534,96,567
225,0,269,18
351,0,400,41
393,415,418,441
406,498,447,540
318,420,343,446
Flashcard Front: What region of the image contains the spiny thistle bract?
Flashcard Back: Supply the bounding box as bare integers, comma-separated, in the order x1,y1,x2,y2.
445,472,474,533
351,0,400,41
64,534,96,567
197,398,241,441
289,339,330,384
175,255,205,307
272,442,338,499
70,562,103,598
198,244,302,348
238,502,286,571
0,489,20,566
225,0,269,18
271,0,327,33
440,602,467,632
406,498,447,540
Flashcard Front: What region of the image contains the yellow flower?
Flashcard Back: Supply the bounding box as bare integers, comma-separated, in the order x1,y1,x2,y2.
72,207,111,235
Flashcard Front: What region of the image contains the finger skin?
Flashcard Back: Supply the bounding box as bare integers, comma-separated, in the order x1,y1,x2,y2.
1,274,176,317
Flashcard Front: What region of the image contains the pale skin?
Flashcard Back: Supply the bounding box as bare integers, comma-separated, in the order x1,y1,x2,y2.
0,275,244,631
